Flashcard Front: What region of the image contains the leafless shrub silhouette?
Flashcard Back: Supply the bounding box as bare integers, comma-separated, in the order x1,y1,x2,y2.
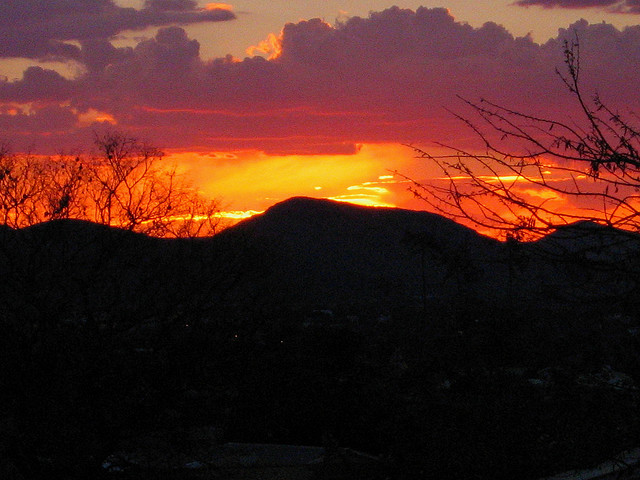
0,132,220,237
0,146,48,228
89,132,220,237
400,39,640,242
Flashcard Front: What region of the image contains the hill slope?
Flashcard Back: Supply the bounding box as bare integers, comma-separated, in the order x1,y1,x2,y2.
3,197,640,317
216,197,502,309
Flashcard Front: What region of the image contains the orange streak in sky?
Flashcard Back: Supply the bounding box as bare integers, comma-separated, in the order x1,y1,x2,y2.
139,106,375,118
167,144,414,216
166,144,637,240
205,3,233,11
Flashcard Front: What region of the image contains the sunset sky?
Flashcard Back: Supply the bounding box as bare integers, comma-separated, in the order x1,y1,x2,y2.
2,0,640,224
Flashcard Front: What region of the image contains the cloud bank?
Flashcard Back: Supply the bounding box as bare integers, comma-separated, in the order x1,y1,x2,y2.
0,0,235,60
1,6,640,155
514,0,640,13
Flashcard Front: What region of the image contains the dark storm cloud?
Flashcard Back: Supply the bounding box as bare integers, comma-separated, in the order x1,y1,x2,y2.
144,0,198,11
0,67,74,102
0,0,235,60
2,7,640,155
514,0,640,13
79,39,133,73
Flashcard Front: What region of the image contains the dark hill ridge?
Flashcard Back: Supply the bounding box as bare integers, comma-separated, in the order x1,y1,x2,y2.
0,197,506,319
4,198,640,480
217,197,503,308
199,197,640,310
0,218,237,327
532,219,640,260
231,197,496,247
1,196,639,317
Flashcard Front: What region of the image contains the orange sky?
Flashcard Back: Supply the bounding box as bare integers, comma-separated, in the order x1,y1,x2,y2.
169,144,427,216
2,2,640,236
169,142,635,239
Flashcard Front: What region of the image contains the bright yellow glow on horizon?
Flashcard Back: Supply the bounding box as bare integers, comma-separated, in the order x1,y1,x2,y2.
166,144,415,215
215,210,263,219
82,139,640,242
328,195,396,208
165,143,630,239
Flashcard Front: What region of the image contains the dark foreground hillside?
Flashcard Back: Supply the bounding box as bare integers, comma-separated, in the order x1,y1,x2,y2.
2,197,640,479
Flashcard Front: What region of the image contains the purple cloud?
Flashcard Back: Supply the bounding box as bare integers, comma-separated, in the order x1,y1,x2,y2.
0,67,73,103
513,0,640,13
0,0,235,61
2,7,640,155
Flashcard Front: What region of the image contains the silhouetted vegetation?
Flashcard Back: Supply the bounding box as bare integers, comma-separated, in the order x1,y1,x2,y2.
0,131,219,237
2,298,639,479
380,37,640,478
402,38,640,241
6,41,640,476
2,199,640,479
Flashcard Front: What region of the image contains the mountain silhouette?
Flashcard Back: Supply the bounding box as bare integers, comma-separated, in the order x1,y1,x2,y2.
216,197,640,313
216,197,502,309
3,198,640,480
2,196,639,321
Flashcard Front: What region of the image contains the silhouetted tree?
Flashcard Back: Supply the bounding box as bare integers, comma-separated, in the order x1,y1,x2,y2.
0,147,47,228
402,39,640,241
0,132,220,237
42,155,88,221
88,131,220,237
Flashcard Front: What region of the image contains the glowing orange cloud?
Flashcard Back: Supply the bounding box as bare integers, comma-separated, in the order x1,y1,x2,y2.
77,108,117,127
246,33,282,59
205,3,233,11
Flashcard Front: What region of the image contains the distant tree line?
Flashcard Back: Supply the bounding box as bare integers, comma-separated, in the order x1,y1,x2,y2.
0,131,220,237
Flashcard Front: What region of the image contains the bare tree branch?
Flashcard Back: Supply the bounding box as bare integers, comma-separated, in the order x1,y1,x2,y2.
403,38,640,241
